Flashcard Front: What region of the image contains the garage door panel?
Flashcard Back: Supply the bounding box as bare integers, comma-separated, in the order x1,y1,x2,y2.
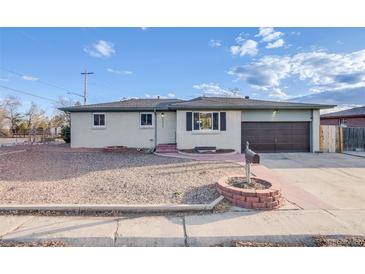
241,122,310,153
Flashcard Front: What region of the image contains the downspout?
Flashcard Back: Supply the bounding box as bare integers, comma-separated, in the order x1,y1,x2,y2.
154,108,157,150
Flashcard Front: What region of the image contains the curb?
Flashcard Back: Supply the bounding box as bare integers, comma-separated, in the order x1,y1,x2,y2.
0,196,225,214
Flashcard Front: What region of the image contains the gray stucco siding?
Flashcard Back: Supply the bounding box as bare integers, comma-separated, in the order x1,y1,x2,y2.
70,111,176,148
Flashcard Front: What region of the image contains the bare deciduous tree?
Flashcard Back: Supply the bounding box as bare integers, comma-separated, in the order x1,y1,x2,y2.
1,96,22,135
25,101,46,131
52,96,81,126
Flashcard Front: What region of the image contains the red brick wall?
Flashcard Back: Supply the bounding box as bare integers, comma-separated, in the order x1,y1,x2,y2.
321,117,365,128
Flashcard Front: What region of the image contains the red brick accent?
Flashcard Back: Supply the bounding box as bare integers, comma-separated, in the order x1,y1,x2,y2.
216,175,284,210
235,200,252,208
233,194,246,202
256,191,271,198
267,200,279,208
246,196,260,203
259,196,274,203
252,202,267,209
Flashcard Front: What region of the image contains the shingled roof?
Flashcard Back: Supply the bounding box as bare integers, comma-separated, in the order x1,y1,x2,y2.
59,96,334,112
58,98,184,112
169,96,334,110
321,106,365,118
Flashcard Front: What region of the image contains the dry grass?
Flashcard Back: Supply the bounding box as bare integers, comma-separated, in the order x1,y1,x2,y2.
0,144,243,205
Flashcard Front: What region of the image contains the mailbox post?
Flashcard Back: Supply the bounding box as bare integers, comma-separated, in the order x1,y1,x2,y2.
245,142,260,184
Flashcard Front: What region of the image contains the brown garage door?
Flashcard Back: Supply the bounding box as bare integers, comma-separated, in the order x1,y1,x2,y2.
241,122,310,153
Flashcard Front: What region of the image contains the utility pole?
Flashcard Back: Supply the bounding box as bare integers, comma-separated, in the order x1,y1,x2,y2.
81,70,94,105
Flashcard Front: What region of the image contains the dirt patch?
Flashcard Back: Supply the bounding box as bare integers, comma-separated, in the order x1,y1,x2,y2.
215,236,365,247
313,236,365,247
227,177,271,190
216,241,305,247
0,240,65,247
0,144,242,205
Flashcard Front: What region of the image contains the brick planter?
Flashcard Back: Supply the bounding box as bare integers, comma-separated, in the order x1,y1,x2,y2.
216,175,285,210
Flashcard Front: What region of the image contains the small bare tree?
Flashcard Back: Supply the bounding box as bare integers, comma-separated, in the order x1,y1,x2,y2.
25,102,47,142
52,97,81,126
1,96,22,136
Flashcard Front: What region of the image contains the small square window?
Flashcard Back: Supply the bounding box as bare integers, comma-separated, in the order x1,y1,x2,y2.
140,113,153,126
93,114,105,127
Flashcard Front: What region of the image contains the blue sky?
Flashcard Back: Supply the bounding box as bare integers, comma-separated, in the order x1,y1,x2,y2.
1,27,365,115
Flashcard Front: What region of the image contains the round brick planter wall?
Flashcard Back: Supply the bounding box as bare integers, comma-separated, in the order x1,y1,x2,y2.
216,175,285,210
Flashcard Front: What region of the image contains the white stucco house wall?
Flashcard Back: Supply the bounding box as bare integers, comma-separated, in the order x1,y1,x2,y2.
60,96,333,153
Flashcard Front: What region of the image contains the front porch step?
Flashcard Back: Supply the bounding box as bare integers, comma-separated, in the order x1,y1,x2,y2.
155,143,178,153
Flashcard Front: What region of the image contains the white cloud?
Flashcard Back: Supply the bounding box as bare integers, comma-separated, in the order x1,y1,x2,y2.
269,88,290,100
266,39,284,49
141,27,148,31
84,40,115,58
230,39,258,57
144,94,151,98
229,48,365,97
209,39,222,48
254,27,285,49
107,68,133,75
256,27,284,42
22,75,39,81
193,83,242,97
235,32,249,44
229,55,291,90
167,92,176,98
230,28,285,58
0,78,10,82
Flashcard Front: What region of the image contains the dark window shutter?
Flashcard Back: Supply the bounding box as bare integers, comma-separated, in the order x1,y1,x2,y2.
193,113,200,130
220,112,226,131
213,112,219,130
186,112,192,131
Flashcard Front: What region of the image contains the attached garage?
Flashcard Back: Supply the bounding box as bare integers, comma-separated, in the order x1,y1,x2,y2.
241,109,317,153
241,122,310,153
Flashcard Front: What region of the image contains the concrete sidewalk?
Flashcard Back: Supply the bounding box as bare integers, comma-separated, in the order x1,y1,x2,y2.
1,207,364,246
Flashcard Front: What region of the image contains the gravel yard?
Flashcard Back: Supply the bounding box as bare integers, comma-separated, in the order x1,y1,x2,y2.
0,144,243,204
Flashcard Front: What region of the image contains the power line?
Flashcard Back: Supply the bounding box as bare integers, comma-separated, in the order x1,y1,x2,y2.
0,84,58,103
0,67,79,94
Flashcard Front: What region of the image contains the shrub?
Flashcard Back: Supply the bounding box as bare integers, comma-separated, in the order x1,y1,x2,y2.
61,125,70,143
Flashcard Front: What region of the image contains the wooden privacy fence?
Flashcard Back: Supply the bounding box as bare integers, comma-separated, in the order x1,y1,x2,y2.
320,125,365,152
343,127,365,151
320,125,342,153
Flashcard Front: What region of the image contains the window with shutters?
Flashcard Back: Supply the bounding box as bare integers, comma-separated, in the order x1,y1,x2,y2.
93,113,106,127
192,112,220,131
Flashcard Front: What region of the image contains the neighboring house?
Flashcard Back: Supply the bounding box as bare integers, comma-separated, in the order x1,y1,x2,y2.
59,96,334,153
321,106,365,128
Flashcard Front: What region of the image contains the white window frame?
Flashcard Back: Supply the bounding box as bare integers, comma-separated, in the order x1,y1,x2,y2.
192,112,220,132
140,112,154,128
92,113,106,128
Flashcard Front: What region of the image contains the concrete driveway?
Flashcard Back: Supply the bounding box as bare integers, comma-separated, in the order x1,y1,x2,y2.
261,153,365,210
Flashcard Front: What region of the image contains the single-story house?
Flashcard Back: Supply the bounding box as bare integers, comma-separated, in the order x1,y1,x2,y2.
321,106,365,128
59,96,334,153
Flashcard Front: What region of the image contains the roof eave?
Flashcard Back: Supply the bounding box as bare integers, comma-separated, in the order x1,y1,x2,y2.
321,114,365,119
58,107,172,112
169,105,335,110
